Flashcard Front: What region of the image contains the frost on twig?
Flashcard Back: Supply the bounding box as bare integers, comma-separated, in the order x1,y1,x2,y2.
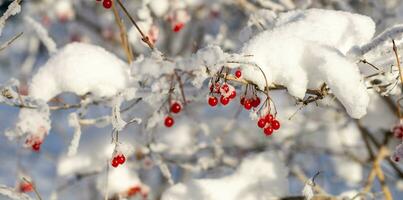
24,16,57,54
0,0,21,36
67,112,82,156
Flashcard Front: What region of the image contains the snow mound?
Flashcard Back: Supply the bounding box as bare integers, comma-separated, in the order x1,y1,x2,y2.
161,152,288,200
29,42,131,101
241,9,373,118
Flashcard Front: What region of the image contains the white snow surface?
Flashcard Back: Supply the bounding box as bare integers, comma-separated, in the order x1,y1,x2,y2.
161,152,288,200
28,42,131,101
241,9,374,118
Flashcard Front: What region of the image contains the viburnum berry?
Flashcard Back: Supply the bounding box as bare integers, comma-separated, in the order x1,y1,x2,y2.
257,118,266,128
111,154,126,167
164,116,174,127
220,96,230,105
235,70,242,78
19,182,33,193
244,100,252,110
265,114,274,122
271,120,280,130
25,138,42,152
229,90,236,99
111,158,119,168
173,22,184,32
102,0,112,9
221,84,229,93
208,96,218,107
170,102,182,114
264,126,273,136
251,97,260,107
127,186,142,197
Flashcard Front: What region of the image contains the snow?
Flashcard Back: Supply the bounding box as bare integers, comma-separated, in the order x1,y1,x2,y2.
241,9,373,118
161,152,288,200
57,155,92,176
29,42,131,101
67,113,82,156
0,185,33,200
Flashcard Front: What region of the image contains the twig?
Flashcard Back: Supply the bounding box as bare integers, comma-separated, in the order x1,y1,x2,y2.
22,177,42,200
0,32,23,52
112,1,133,63
174,70,187,106
115,0,154,50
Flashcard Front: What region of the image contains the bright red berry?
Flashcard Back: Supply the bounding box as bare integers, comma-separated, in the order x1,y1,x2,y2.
117,155,126,164
170,102,182,113
32,142,41,152
173,22,184,32
221,84,229,93
103,0,112,9
257,118,266,128
164,116,174,127
229,90,236,99
220,96,230,105
265,114,274,122
208,96,218,107
252,97,260,107
271,120,280,130
235,70,242,78
244,100,252,110
111,158,119,168
264,126,273,136
19,182,33,193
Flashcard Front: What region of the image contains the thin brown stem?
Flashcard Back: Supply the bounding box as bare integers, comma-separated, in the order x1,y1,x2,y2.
112,1,133,63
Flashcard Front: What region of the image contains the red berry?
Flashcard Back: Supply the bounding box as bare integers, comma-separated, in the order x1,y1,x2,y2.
164,116,174,127
393,125,403,139
170,102,182,113
220,96,230,105
257,118,266,128
264,126,273,136
240,97,245,105
102,0,112,9
244,100,252,110
173,22,184,32
19,182,33,193
32,142,41,152
208,96,218,107
111,158,119,167
271,120,280,130
117,155,126,164
251,97,260,107
221,84,229,93
229,90,236,99
265,114,274,122
394,156,400,162
235,70,242,78
127,186,141,196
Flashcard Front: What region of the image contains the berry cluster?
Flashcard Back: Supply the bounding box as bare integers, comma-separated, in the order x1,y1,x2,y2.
164,101,182,128
18,182,33,193
96,0,112,9
208,82,236,107
111,154,126,168
25,136,43,152
257,114,280,136
240,95,260,110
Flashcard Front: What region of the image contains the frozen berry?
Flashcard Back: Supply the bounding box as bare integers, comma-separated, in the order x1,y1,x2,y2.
244,100,252,110
271,120,280,130
111,158,119,168
240,96,245,105
103,0,112,9
235,70,242,78
32,142,41,152
265,114,274,122
257,118,266,128
19,182,33,193
229,90,236,99
117,155,126,164
208,96,218,107
220,96,230,105
173,22,184,32
170,102,182,113
251,97,260,107
264,126,273,136
393,124,403,139
164,116,174,127
221,84,229,93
